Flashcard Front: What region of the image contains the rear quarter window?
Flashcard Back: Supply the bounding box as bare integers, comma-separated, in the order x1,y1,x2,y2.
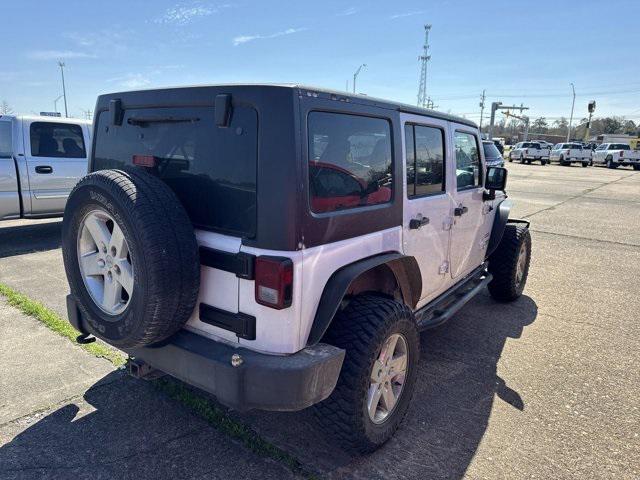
30,122,86,158
308,112,393,214
0,122,11,157
93,106,258,237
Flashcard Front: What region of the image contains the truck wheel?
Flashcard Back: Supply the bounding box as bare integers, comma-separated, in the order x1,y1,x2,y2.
559,156,567,166
315,295,420,453
606,157,617,169
520,156,525,164
62,169,200,348
541,160,547,166
582,162,588,167
633,165,640,171
488,224,531,302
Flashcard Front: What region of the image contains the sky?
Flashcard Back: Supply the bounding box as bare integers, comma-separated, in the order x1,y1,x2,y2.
1,0,639,125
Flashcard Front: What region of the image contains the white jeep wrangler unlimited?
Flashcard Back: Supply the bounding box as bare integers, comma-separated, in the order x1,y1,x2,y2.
62,85,531,453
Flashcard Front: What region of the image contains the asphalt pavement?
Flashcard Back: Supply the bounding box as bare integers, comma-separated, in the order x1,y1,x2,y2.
0,162,638,479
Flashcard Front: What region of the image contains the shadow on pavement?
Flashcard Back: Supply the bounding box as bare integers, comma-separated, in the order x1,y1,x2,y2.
0,293,537,480
0,374,294,480
0,221,62,259
232,293,539,479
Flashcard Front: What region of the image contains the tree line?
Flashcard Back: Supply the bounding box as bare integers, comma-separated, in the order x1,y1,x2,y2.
487,115,639,141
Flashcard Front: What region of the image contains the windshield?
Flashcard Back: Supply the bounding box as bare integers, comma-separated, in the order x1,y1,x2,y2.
482,142,501,158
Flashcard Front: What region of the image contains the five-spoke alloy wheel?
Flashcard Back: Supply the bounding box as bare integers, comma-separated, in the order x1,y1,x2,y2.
78,209,134,316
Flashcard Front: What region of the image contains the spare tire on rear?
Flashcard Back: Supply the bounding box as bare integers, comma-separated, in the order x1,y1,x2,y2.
62,168,200,348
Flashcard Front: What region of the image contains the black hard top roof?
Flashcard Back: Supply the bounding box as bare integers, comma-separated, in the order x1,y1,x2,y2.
98,83,477,129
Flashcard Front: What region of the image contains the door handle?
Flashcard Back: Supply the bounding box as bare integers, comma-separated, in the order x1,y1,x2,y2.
409,215,430,229
454,205,468,217
35,165,53,174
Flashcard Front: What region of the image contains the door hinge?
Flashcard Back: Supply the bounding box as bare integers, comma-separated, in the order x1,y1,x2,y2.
443,216,454,231
439,261,449,274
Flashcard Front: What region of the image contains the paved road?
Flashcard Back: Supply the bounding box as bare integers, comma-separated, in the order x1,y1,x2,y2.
0,163,638,479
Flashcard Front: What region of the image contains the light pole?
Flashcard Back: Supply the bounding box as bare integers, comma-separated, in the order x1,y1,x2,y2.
58,60,68,118
353,64,366,94
567,82,575,142
54,94,64,115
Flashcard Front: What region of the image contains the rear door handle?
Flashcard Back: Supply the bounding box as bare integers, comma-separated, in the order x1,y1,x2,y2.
409,215,430,229
35,165,53,174
454,205,468,216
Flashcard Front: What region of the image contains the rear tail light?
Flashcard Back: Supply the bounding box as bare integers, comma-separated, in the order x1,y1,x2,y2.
132,154,157,167
620,151,624,158
525,149,529,154
565,149,570,155
255,256,293,309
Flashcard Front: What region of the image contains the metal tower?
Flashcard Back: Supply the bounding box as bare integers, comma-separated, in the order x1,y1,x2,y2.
417,24,432,108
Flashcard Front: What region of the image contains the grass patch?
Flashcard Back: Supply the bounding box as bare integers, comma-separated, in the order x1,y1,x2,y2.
154,379,318,479
0,283,316,478
0,283,126,366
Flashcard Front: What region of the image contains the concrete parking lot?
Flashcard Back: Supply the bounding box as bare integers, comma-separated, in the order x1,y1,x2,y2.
0,162,638,479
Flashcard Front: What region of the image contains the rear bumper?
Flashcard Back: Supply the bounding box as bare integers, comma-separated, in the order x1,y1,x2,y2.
67,295,345,411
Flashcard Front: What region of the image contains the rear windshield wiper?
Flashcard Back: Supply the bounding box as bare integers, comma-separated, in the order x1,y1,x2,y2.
127,116,201,126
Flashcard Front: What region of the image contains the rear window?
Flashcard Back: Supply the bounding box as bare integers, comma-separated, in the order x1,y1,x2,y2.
30,122,86,158
0,122,11,157
93,106,258,237
610,144,630,150
482,142,501,159
308,112,393,214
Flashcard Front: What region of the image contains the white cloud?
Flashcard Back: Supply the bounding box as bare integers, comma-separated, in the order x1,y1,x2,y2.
233,27,306,46
107,73,152,89
389,11,426,19
28,50,97,60
337,7,357,16
155,2,231,25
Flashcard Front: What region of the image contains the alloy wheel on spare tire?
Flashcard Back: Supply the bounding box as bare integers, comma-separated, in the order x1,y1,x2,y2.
314,295,420,453
62,168,200,348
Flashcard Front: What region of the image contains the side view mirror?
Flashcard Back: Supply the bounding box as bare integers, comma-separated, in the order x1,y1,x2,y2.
484,166,508,200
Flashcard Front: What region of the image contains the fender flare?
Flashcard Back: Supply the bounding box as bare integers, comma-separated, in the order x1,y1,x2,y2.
306,252,421,346
486,199,530,257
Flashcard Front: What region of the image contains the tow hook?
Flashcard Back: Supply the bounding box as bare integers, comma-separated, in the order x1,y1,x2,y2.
126,357,165,380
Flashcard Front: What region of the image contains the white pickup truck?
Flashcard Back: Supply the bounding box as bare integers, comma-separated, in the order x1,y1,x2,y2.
0,115,91,221
549,143,592,167
592,143,640,170
508,141,550,165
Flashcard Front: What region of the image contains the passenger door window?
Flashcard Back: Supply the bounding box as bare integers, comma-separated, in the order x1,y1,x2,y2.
454,131,481,190
404,124,445,197
30,122,86,158
308,112,392,214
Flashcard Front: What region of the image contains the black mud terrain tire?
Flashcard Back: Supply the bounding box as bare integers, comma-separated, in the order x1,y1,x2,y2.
62,168,200,348
487,223,531,302
606,156,617,169
315,295,420,453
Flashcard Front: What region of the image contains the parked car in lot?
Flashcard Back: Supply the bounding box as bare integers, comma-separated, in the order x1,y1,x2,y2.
0,115,91,221
549,143,592,167
483,140,505,167
592,143,640,170
62,84,531,453
509,141,550,165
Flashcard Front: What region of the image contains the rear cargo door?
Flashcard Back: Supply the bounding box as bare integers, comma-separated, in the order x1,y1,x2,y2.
92,104,258,343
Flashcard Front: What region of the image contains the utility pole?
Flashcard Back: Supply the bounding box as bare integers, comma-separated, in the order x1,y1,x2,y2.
345,80,349,92
353,64,366,94
417,24,432,108
58,60,68,118
567,82,575,142
479,90,486,132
